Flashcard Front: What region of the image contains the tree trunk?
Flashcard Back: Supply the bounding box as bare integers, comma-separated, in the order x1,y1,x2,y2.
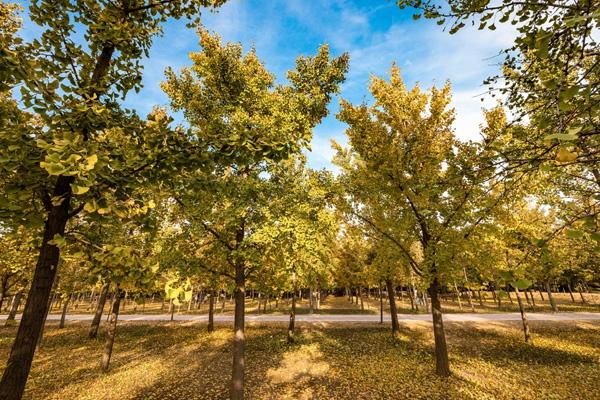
208,290,215,333
528,289,536,308
59,295,70,329
288,285,297,343
379,282,383,324
359,287,364,310
88,287,96,311
0,174,74,399
188,288,194,312
453,282,463,311
308,287,313,315
89,283,110,339
5,290,23,325
545,280,558,312
538,288,545,301
0,278,7,312
477,290,484,307
316,289,320,310
101,287,121,371
465,289,475,312
386,279,399,337
231,263,246,400
578,284,587,304
507,286,514,304
169,299,174,321
106,292,115,322
515,288,532,344
567,283,575,303
428,277,450,376
36,277,59,352
524,289,532,306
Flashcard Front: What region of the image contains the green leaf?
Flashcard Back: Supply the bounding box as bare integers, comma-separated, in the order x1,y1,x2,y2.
48,234,66,248
512,279,532,290
499,271,513,282
566,229,584,238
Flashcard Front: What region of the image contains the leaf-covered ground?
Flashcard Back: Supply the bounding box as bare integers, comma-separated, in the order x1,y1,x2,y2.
0,320,598,399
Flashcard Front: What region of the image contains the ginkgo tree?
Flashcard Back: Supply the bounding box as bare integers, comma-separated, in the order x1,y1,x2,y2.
334,65,519,376
252,157,339,342
161,29,348,400
0,1,228,397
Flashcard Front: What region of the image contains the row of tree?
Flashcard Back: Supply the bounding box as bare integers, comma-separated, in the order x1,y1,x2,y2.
1,0,599,399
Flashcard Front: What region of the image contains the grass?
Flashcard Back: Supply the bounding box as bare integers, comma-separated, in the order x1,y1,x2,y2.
0,319,598,399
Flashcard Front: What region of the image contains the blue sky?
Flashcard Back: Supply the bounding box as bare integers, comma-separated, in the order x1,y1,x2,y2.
17,0,516,170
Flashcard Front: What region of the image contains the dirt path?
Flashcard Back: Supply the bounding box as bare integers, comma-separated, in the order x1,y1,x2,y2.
2,312,599,323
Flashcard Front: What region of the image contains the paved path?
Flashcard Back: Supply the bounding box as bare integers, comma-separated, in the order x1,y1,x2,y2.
1,312,599,323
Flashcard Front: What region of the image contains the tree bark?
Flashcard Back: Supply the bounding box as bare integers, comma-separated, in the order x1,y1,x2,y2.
379,282,383,324
578,284,587,304
231,263,246,400
453,282,463,311
524,289,532,306
0,278,7,312
106,292,115,322
36,277,59,352
545,280,558,312
0,175,73,400
89,283,110,339
386,279,399,337
407,285,415,311
288,285,297,343
428,277,450,376
566,283,575,303
465,289,475,312
515,288,532,344
208,290,215,333
101,286,121,371
187,288,194,312
359,287,364,310
5,290,23,325
528,289,536,308
59,295,70,329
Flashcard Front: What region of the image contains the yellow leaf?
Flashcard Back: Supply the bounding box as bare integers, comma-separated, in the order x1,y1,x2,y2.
83,200,97,213
71,184,90,195
85,154,98,170
556,147,577,162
